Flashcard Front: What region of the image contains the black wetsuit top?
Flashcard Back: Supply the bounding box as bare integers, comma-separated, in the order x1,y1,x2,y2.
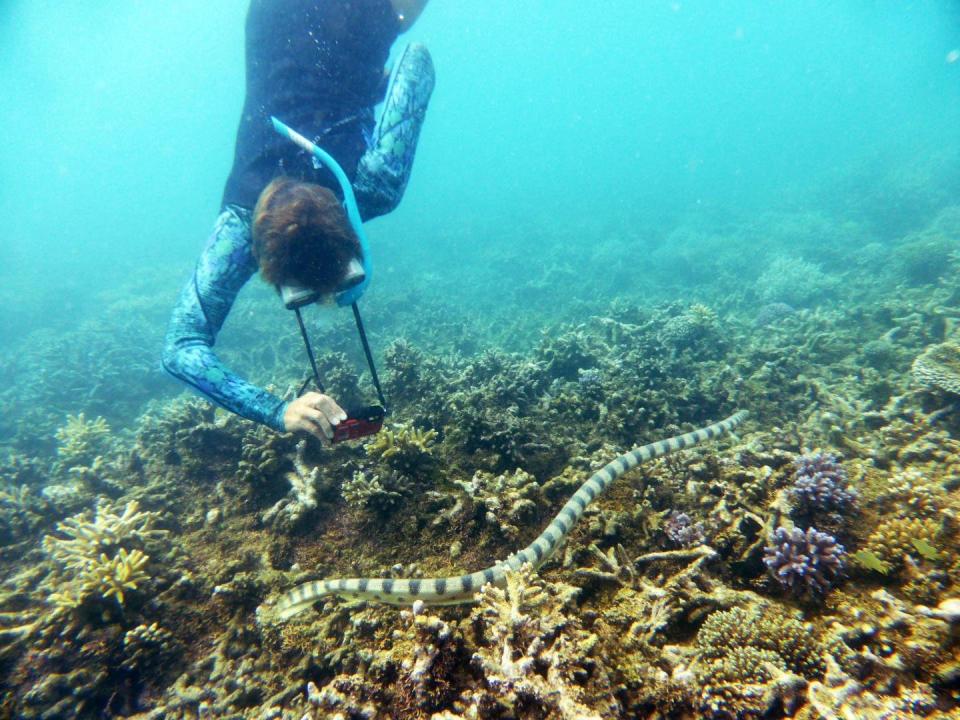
222,0,401,210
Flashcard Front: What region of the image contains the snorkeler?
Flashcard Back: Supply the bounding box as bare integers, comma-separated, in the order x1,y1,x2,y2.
162,0,434,444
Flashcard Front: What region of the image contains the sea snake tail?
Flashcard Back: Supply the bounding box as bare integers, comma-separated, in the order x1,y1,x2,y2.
273,410,748,620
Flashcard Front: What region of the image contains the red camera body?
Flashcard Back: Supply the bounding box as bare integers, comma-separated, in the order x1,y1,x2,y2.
332,405,386,443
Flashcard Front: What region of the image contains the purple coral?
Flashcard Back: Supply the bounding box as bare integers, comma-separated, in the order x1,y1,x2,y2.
790,452,856,513
764,526,845,597
664,511,705,548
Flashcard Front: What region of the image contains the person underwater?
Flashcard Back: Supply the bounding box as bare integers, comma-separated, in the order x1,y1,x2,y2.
162,0,435,445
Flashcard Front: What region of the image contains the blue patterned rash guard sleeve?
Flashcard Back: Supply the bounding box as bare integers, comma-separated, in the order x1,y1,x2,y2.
354,42,435,221
162,207,289,432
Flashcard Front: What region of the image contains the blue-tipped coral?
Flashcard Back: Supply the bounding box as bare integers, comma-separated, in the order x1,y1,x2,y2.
790,452,856,513
764,526,845,597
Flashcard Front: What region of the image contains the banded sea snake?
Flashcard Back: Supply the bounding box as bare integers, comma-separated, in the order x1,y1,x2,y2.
273,410,747,619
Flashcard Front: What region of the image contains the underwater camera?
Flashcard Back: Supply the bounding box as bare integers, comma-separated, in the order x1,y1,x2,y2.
331,404,386,443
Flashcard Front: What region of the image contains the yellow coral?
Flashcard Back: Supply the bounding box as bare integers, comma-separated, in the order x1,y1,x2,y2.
48,548,150,610
367,424,437,459
866,516,942,568
876,469,945,517
695,606,823,680
95,548,150,604
54,413,111,467
688,302,719,327
366,425,438,475
43,499,162,565
42,500,161,610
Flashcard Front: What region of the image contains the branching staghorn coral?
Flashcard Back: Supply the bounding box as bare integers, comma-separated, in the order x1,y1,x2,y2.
41,499,164,612
261,439,320,528
469,564,614,720
47,548,149,609
54,413,112,468
366,423,438,475
452,468,540,540
266,411,746,618
578,543,756,664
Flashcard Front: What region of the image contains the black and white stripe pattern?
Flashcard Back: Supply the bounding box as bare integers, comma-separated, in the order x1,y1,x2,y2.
274,411,747,619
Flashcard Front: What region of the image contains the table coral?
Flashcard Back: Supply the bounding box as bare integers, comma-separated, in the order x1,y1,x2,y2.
912,341,960,395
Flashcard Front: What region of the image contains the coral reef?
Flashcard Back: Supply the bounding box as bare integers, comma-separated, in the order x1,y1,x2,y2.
865,515,944,571
757,255,838,307
467,564,618,719
913,341,960,395
658,302,723,355
5,187,960,717
0,481,50,547
452,468,540,540
261,440,321,529
54,413,112,468
789,451,857,514
695,605,825,679
663,510,705,548
341,468,408,511
41,499,165,613
763,526,846,598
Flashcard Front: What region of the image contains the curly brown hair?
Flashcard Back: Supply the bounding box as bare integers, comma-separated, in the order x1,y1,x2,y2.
252,177,362,295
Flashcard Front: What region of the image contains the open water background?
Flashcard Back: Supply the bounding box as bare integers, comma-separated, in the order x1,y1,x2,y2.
1,0,959,425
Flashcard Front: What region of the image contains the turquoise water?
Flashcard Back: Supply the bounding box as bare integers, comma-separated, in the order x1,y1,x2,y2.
1,1,957,345
3,4,960,717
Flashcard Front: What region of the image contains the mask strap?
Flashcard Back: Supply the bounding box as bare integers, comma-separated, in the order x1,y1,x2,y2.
295,307,325,394
352,303,388,412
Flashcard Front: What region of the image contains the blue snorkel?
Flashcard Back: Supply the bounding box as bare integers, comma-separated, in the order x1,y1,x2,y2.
270,116,388,417
270,116,371,307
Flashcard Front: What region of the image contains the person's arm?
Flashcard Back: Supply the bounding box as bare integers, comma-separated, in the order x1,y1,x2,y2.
162,208,290,431
354,42,435,221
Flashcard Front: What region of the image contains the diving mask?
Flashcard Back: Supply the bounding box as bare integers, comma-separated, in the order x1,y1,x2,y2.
279,258,366,310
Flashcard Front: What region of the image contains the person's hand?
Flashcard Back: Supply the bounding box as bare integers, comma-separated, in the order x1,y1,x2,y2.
283,392,347,445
